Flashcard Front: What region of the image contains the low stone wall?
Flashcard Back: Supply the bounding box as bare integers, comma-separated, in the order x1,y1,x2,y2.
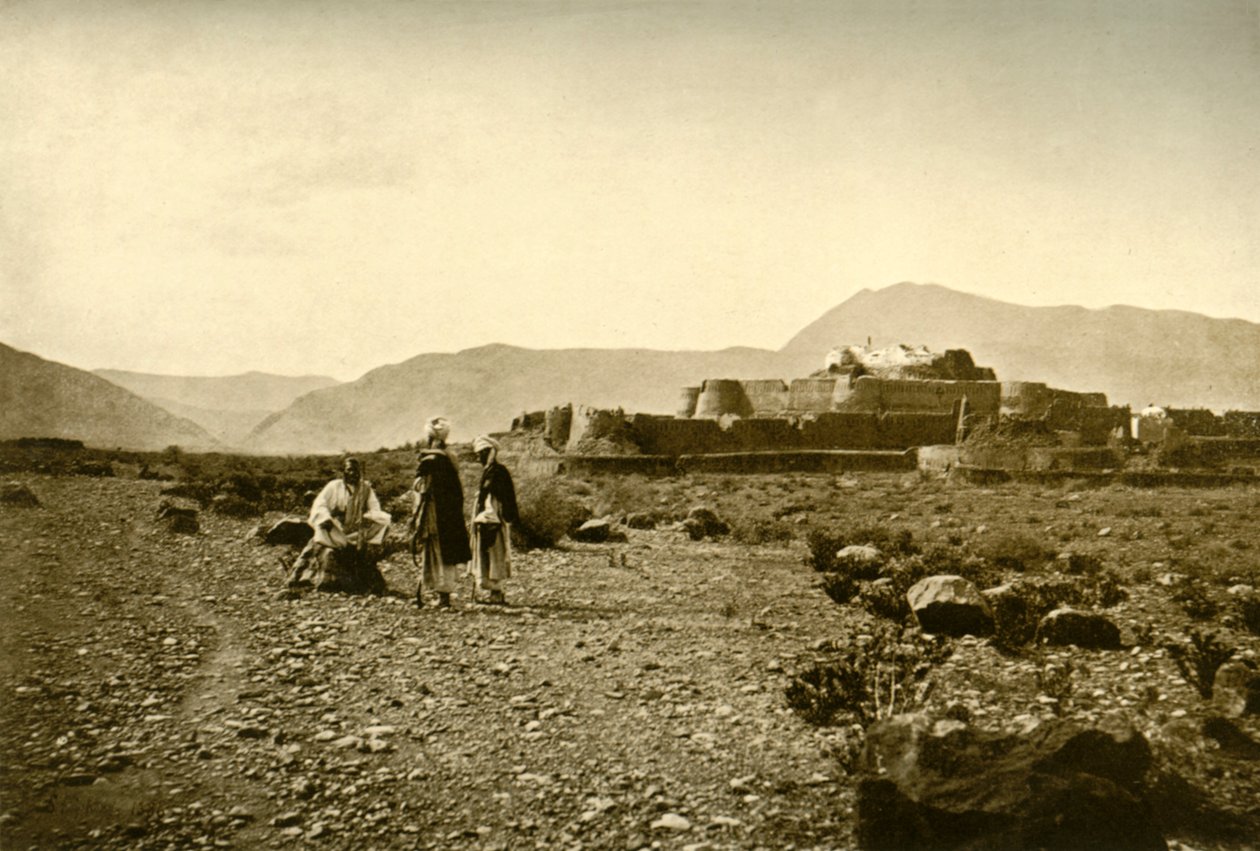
677,450,917,475
558,455,678,477
630,415,729,455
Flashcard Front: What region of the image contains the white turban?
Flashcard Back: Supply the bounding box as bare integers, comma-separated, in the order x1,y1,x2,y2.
473,435,500,459
424,416,451,443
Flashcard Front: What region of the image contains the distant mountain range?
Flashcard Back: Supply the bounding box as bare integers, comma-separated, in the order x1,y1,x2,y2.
5,283,1258,454
95,369,339,445
0,344,216,451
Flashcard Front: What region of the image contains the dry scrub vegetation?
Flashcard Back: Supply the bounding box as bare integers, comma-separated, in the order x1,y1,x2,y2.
2,442,1259,848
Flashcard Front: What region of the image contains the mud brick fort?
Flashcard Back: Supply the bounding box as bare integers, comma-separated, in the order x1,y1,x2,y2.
503,343,1260,478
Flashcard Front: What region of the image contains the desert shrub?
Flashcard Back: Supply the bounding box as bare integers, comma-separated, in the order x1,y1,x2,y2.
1172,580,1218,620
991,578,1085,651
512,476,592,549
1059,552,1105,576
784,627,951,727
589,475,655,518
1238,596,1260,637
806,529,848,573
821,573,858,606
209,493,259,518
978,533,1049,572
1164,629,1236,699
730,517,795,546
859,581,910,622
1081,568,1129,608
1035,657,1077,717
806,524,916,574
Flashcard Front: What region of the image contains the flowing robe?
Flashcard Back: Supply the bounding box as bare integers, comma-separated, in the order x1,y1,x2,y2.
308,479,390,550
415,449,471,592
471,461,519,593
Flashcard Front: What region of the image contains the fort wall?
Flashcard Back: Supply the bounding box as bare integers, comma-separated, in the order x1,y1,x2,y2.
842,376,1001,415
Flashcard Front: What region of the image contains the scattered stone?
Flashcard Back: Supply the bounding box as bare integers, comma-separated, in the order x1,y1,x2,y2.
625,512,656,530
651,813,692,831
1211,661,1260,718
906,575,994,637
271,812,302,828
1036,608,1122,650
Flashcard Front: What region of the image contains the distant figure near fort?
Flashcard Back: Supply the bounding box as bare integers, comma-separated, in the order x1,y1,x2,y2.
411,417,471,609
471,435,519,606
288,457,390,592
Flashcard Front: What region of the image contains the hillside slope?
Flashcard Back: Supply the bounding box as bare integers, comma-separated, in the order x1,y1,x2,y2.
96,370,340,445
245,345,812,454
0,344,217,450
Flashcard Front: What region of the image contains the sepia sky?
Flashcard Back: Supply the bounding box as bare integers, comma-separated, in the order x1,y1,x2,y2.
2,0,1258,380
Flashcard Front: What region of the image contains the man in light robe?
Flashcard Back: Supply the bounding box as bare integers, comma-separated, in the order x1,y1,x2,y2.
471,435,519,606
411,417,471,609
288,457,390,587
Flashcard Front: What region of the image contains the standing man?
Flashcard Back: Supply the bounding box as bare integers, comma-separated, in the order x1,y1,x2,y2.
412,417,471,609
289,457,390,591
471,435,519,606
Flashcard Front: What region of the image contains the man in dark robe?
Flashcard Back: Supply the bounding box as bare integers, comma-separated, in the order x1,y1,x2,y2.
411,417,471,609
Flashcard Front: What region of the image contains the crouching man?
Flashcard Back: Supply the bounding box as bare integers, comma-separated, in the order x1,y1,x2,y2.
289,457,391,593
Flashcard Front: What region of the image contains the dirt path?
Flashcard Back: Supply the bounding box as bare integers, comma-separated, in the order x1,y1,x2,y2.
2,477,856,849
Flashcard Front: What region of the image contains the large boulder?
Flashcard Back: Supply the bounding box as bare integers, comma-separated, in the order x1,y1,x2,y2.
0,482,40,508
907,575,994,637
1035,608,1122,650
264,516,315,548
571,519,611,543
858,713,1166,851
155,499,199,534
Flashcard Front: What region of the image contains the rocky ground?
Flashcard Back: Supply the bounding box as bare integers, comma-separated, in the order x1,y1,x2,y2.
2,473,1260,850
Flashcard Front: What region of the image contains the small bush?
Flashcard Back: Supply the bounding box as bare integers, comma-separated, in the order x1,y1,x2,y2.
859,581,910,622
991,578,1085,651
731,517,795,546
209,493,259,518
1165,630,1236,699
821,573,858,606
1059,552,1105,576
1035,657,1077,717
784,628,951,727
1082,568,1129,608
978,533,1049,572
1238,596,1260,637
806,524,916,574
512,476,592,549
1172,580,1218,620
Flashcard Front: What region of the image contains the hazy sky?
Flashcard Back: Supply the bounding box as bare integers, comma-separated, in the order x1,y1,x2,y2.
2,0,1257,380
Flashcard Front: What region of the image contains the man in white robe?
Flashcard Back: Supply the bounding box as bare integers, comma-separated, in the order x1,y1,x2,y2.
288,458,390,586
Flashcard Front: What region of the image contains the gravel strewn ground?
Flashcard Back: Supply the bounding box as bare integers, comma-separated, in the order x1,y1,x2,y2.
3,474,1259,850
